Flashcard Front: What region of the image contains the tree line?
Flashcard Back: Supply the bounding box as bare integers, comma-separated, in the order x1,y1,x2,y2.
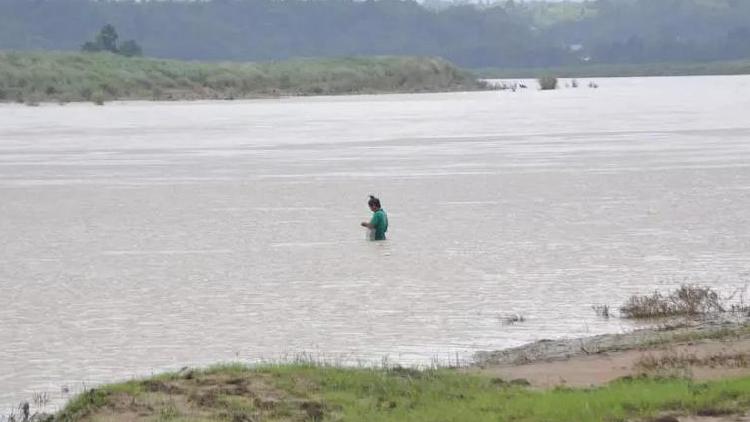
0,0,749,69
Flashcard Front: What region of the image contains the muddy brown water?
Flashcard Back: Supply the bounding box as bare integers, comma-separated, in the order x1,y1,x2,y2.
1,75,750,414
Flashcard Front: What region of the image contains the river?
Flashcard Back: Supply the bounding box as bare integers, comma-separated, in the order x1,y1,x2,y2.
1,75,749,413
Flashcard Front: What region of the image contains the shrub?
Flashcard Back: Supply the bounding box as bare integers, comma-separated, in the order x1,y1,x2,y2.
621,285,725,319
92,93,105,105
538,75,558,90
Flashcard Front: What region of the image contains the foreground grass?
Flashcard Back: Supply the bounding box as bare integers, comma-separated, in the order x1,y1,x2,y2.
55,363,750,421
475,59,750,78
0,51,485,104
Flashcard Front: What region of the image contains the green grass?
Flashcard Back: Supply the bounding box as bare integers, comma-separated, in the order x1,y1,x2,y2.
56,363,750,422
0,51,486,104
475,59,750,79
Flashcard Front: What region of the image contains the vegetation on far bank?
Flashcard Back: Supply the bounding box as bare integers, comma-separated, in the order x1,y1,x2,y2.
476,59,750,79
46,363,750,422
0,51,486,104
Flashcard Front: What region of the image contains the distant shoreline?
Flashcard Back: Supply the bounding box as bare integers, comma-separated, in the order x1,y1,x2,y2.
475,59,750,79
0,52,488,105
4,51,748,107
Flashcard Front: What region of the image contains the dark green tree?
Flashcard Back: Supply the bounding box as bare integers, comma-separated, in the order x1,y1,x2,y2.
95,24,118,53
81,24,142,57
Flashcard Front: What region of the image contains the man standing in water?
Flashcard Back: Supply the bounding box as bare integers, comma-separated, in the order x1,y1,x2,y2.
361,195,388,241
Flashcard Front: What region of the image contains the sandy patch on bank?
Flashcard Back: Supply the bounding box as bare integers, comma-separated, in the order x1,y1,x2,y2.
470,319,750,422
471,338,750,388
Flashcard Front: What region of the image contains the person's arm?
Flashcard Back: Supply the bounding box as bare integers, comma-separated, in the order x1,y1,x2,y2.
361,211,380,229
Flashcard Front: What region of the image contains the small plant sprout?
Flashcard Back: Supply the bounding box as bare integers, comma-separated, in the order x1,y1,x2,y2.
32,392,49,409
592,304,611,318
501,312,526,325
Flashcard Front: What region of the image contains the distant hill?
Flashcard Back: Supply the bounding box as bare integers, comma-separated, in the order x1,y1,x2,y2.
0,0,749,69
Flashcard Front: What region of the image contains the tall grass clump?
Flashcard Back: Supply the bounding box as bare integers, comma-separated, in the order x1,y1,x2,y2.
592,304,611,318
537,75,558,90
621,285,725,319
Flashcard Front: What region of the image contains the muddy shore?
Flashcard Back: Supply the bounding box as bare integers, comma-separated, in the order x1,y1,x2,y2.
471,315,750,388
10,317,750,422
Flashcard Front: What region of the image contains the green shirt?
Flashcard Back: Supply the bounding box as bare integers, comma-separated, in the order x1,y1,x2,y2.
369,209,388,240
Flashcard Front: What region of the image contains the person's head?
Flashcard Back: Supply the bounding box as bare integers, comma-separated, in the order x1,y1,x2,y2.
368,195,381,211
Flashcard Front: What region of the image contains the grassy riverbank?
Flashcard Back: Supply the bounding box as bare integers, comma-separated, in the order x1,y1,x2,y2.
476,59,750,79
50,286,750,421
0,52,485,104
54,362,750,422
34,319,750,422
